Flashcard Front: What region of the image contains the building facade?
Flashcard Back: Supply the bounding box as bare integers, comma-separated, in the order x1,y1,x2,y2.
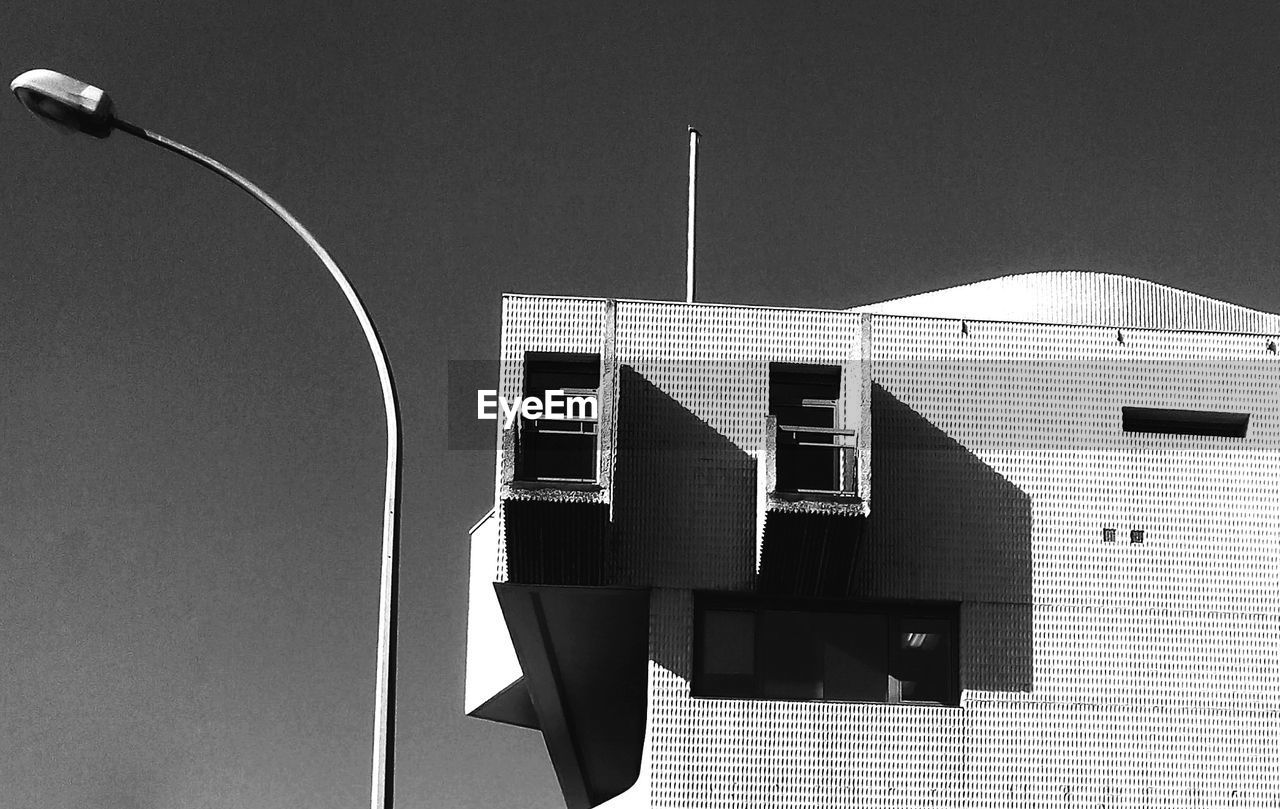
465,272,1280,809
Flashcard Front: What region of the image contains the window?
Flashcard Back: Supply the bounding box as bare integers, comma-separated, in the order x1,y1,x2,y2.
517,353,600,483
768,363,845,492
693,596,959,705
1122,407,1249,438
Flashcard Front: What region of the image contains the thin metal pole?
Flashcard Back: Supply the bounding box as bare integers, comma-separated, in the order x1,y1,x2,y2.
113,117,402,809
686,126,699,304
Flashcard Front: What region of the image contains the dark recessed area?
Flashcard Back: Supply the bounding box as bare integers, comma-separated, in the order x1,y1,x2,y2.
693,594,959,706
1121,407,1249,438
769,363,843,492
518,352,601,482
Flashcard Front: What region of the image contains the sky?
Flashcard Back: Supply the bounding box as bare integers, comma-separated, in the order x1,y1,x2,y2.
3,2,1280,808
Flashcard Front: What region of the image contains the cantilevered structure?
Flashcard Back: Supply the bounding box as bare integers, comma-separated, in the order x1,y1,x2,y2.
465,272,1280,808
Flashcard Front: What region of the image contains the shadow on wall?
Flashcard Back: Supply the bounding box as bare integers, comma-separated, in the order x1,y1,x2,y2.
610,365,757,590
618,376,1033,696
859,383,1033,693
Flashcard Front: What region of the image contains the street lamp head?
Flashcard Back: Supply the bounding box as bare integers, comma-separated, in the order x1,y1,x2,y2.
11,69,116,138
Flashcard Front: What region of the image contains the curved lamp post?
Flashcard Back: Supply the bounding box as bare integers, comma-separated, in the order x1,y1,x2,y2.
11,69,402,809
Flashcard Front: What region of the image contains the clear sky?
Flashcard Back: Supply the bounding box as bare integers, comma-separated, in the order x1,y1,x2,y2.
3,2,1280,808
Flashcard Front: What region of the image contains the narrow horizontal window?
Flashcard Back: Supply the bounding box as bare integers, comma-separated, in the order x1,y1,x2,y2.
1122,407,1249,438
693,595,958,706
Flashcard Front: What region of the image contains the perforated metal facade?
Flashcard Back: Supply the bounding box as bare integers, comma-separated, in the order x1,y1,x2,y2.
855,271,1280,334
610,300,870,590
466,273,1280,809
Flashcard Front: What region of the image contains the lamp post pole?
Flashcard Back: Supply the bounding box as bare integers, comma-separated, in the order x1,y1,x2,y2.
11,69,402,809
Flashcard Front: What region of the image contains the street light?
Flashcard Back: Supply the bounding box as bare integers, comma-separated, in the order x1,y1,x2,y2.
10,68,403,809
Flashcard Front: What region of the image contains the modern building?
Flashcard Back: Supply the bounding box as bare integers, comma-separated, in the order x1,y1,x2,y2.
464,272,1280,809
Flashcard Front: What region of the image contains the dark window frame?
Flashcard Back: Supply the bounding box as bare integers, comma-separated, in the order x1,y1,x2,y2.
768,363,847,494
692,593,960,707
516,352,602,483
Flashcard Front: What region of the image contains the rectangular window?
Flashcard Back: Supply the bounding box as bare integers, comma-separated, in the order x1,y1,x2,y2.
821,612,888,701
696,609,755,697
517,353,600,482
693,596,959,705
756,609,824,700
769,363,843,492
891,617,954,703
1122,407,1249,438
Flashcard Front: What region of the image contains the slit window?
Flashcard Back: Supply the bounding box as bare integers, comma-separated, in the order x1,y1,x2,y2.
1122,407,1249,438
693,596,959,705
517,353,600,482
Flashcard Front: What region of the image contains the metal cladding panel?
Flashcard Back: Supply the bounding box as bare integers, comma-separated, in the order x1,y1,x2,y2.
648,589,967,808
965,702,1277,807
1025,603,1280,708
475,290,1280,807
501,295,610,365
861,316,1280,616
498,294,610,439
503,500,610,585
496,295,611,581
855,271,1280,334
638,314,1280,808
611,301,867,590
649,601,1278,808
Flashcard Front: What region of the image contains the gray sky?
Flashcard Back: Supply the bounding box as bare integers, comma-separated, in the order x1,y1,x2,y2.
3,2,1280,808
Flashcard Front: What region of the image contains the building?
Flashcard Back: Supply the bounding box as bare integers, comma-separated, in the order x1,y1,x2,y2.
464,271,1280,809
